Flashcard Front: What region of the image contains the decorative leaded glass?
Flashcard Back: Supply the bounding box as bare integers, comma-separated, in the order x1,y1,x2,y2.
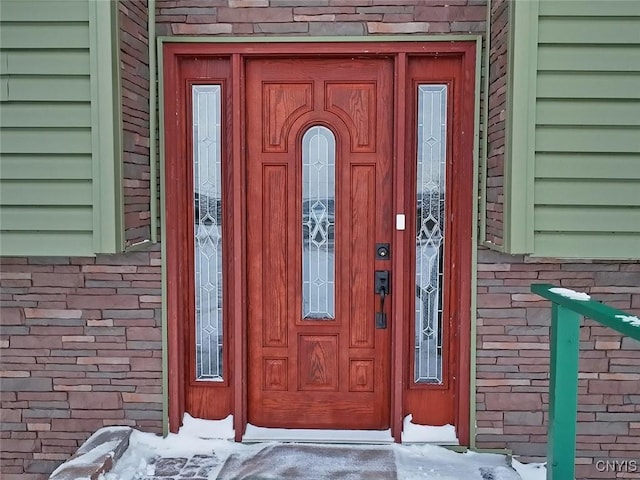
193,85,223,381
415,85,447,384
302,126,336,320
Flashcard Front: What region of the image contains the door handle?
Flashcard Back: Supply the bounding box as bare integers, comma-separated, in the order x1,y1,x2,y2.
375,270,390,329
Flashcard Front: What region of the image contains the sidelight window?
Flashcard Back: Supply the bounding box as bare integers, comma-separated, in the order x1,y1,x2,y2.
415,85,447,384
193,85,224,381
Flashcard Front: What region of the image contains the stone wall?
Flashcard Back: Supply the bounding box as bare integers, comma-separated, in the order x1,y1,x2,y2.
476,248,640,479
484,0,507,247
155,0,487,37
120,0,152,247
0,250,163,480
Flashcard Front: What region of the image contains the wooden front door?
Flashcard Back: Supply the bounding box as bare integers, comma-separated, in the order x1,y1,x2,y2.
245,58,394,430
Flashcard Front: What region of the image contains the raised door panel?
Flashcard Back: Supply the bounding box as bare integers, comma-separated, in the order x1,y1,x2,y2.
349,165,376,349
261,165,289,348
325,83,376,152
298,335,339,391
263,83,313,152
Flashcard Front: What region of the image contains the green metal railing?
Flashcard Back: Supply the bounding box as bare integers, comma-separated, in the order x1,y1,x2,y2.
531,284,640,480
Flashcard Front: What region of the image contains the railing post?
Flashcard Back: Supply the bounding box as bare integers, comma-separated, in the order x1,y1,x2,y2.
532,283,640,480
547,303,581,480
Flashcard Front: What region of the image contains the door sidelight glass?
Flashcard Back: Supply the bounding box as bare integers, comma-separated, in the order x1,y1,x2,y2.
415,84,447,384
192,85,224,381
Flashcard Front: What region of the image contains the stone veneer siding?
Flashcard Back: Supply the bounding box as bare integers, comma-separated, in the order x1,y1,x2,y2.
0,249,162,480
484,0,507,246
154,0,488,37
476,248,640,480
120,0,152,247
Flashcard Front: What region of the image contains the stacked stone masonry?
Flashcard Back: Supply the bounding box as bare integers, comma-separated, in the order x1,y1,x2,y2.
484,0,507,246
476,248,640,480
154,0,488,37
0,249,162,480
120,0,152,247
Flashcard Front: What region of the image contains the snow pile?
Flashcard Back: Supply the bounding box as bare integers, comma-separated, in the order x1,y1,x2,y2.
179,412,234,439
549,287,590,301
512,458,547,480
50,440,120,479
401,414,458,444
103,429,260,480
50,426,132,480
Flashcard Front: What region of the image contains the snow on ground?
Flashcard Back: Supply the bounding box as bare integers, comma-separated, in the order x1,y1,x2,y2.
395,444,519,480
103,429,263,480
512,458,547,480
103,416,547,480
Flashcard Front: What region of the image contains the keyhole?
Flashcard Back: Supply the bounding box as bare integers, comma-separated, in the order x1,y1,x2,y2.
376,243,390,260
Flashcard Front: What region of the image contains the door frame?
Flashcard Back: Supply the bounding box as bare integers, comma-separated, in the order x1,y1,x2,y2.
162,38,479,445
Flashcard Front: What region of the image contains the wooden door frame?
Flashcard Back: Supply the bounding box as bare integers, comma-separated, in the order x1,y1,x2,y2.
163,39,477,445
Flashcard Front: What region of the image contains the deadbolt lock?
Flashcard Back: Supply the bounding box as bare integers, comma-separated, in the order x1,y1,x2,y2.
376,243,390,260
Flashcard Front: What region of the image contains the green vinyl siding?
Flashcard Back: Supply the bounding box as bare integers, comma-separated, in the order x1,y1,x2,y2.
0,0,90,21
535,207,640,233
534,180,640,207
536,154,640,180
535,127,639,153
0,0,122,256
534,233,640,260
536,72,640,100
0,231,94,256
1,104,92,128
1,129,92,154
1,206,93,231
537,45,640,73
1,77,92,102
506,0,640,259
1,155,93,180
537,18,639,45
536,101,640,127
0,23,90,49
1,50,91,75
535,0,640,16
0,180,93,206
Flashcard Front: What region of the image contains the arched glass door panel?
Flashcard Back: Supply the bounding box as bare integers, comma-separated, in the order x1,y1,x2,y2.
302,126,336,320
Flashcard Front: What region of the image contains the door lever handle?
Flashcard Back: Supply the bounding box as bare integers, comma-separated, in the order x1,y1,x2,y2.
375,270,390,329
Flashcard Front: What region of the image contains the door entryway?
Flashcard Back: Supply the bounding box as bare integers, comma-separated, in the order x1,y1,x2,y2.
164,41,476,444
245,58,393,430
